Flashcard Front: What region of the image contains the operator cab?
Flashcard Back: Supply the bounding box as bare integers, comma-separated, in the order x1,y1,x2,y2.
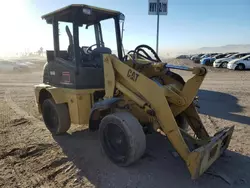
64,23,111,66
42,4,125,89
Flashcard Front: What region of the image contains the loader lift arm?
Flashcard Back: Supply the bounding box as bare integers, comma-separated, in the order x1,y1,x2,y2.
102,53,234,179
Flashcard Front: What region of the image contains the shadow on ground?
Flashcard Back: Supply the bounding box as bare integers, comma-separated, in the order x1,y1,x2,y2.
197,89,250,125
53,129,250,188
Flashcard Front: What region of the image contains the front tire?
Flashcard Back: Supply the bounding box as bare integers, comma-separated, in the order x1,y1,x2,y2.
220,62,228,68
99,112,146,166
236,64,245,71
41,98,71,135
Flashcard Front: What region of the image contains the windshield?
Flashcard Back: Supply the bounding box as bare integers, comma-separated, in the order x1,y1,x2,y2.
213,54,220,58
228,54,238,58
240,55,250,60
225,54,232,57
201,54,209,58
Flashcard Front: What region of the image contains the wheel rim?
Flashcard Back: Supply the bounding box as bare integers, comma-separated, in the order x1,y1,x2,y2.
43,103,58,132
102,123,129,162
222,62,227,68
238,65,244,70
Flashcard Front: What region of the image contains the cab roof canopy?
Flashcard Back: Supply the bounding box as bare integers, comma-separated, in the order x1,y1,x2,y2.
42,4,122,25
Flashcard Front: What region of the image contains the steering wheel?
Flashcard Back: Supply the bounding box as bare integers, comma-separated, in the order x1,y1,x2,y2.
86,44,98,54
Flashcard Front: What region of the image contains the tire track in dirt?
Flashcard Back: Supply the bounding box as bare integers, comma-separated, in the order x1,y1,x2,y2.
0,89,55,187
0,143,67,187
1,87,88,187
4,88,39,122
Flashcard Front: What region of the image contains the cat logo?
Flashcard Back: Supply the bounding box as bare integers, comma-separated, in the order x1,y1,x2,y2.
127,69,139,82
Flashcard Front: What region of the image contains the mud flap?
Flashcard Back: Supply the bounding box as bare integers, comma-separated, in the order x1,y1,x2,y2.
187,126,234,179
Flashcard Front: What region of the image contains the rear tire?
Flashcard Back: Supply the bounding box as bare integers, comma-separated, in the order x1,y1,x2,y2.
236,64,245,70
99,112,146,166
41,98,71,135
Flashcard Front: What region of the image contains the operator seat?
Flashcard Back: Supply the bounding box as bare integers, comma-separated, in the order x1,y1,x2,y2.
87,47,112,68
65,25,88,61
91,47,112,56
80,47,112,89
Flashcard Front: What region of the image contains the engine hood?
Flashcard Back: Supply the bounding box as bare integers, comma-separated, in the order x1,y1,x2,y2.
215,57,232,62
228,59,239,64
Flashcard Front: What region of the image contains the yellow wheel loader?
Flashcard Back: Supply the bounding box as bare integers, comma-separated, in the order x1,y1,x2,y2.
34,4,234,179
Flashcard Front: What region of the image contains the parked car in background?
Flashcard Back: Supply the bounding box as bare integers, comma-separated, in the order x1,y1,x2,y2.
200,52,238,66
214,52,236,59
0,60,31,72
200,57,213,66
227,55,250,70
192,54,206,63
189,54,197,59
176,55,190,59
193,53,218,64
225,52,239,56
200,53,223,65
191,53,204,62
213,52,250,68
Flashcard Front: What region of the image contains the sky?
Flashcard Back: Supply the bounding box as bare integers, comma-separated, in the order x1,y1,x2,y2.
0,0,249,56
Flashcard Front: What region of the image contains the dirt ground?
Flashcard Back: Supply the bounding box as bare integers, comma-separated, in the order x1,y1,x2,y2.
0,58,250,188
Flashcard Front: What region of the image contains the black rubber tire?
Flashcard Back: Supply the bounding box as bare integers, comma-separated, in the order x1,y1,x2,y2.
41,98,71,135
99,112,146,166
220,62,228,68
236,64,245,71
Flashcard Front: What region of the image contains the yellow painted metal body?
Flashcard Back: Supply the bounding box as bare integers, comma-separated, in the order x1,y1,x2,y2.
34,84,102,125
34,54,234,179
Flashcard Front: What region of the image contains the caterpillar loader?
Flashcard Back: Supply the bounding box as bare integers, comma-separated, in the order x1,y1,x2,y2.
34,4,234,179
